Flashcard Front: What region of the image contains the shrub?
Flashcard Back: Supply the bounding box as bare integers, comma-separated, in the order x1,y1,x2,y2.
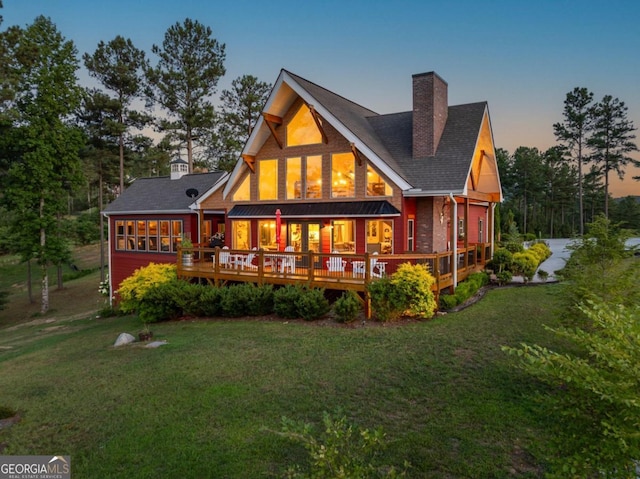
333,291,361,323
391,263,437,319
137,280,183,324
367,278,407,322
537,269,549,282
117,263,177,314
198,287,223,317
439,293,458,310
504,301,640,477
246,284,275,316
512,252,538,282
529,242,551,261
296,287,330,321
220,283,254,317
496,271,512,285
273,284,304,319
488,248,513,273
275,411,409,478
173,282,209,317
0,405,17,420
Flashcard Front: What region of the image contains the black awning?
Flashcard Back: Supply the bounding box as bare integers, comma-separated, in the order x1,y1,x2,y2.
227,200,400,219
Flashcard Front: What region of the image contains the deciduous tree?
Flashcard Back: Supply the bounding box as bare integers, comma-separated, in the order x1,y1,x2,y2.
2,16,84,313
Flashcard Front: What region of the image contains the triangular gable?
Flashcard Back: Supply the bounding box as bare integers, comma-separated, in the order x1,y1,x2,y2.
223,70,413,199
464,109,503,202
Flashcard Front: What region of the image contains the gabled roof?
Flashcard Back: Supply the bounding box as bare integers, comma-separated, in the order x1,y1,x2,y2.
226,69,497,198
103,171,228,215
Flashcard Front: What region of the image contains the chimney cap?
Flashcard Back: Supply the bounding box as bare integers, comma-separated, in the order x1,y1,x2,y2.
412,71,448,86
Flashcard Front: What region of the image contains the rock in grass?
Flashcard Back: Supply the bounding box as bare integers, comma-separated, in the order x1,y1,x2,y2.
114,333,136,347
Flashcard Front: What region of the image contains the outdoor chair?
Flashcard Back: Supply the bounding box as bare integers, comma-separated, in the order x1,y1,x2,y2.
217,246,231,268
352,252,385,277
242,248,258,270
280,245,296,273
326,251,347,273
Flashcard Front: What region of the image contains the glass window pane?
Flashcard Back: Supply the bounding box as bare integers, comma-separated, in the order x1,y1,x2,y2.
259,159,278,200
366,165,392,196
331,153,355,198
232,220,251,249
233,174,251,201
306,155,322,199
331,220,355,253
286,157,302,199
259,220,277,250
287,104,322,146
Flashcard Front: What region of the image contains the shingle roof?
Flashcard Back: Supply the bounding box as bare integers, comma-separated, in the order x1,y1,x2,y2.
102,171,227,214
285,70,488,195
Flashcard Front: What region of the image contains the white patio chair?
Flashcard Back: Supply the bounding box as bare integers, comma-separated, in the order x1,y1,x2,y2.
280,245,296,273
326,251,347,273
242,248,258,270
217,246,231,268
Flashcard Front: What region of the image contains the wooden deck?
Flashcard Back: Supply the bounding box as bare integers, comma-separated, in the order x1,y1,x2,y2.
177,244,490,301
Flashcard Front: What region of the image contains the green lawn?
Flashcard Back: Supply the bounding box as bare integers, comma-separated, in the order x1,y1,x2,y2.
0,278,566,478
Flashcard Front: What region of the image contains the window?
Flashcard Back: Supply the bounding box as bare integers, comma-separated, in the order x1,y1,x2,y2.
115,219,182,253
478,218,484,243
233,174,250,201
366,220,393,254
232,220,251,249
259,159,278,200
306,155,322,198
331,153,355,198
407,218,415,252
286,157,302,199
331,220,355,253
366,165,392,196
287,103,322,146
458,218,465,240
259,220,277,250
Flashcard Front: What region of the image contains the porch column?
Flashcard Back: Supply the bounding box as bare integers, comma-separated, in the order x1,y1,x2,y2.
450,193,457,290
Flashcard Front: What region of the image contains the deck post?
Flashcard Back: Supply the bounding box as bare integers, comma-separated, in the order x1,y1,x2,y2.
308,251,314,283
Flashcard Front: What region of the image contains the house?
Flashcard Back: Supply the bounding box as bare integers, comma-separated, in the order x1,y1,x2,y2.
103,69,502,294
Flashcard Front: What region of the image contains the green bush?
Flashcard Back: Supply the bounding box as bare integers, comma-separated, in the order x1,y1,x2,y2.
512,252,538,282
220,283,254,317
333,291,361,323
392,263,437,319
273,284,304,319
296,287,330,321
439,293,458,310
73,210,100,245
245,284,275,316
137,280,183,324
117,263,177,314
496,271,512,285
275,411,409,478
504,301,640,477
173,282,209,317
367,278,407,322
487,248,513,273
198,287,223,317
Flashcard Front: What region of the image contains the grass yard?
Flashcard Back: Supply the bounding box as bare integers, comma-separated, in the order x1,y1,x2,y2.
0,246,567,477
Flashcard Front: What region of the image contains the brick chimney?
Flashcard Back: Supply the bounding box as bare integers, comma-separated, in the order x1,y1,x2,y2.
412,72,448,158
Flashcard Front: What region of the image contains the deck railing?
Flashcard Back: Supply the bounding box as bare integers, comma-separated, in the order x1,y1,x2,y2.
176,243,491,296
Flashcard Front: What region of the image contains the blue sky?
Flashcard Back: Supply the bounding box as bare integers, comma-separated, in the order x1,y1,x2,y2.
3,0,639,196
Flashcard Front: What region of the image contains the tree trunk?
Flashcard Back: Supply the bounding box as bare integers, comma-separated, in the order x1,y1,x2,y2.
40,197,49,314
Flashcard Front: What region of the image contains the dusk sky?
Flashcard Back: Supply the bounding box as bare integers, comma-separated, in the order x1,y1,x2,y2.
4,0,639,197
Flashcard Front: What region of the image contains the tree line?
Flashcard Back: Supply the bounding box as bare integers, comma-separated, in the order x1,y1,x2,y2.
498,87,639,239
0,10,271,312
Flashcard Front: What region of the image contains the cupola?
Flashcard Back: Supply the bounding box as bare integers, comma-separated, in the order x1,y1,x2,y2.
170,157,189,180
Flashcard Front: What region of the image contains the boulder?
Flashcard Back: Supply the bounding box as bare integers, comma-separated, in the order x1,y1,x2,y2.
114,333,136,347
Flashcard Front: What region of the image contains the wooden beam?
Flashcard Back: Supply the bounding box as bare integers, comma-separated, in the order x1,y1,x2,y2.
350,142,364,166
465,190,500,202
262,113,283,149
242,154,256,172
308,104,328,144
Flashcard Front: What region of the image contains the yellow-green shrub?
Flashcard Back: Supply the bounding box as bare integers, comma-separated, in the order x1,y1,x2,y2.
117,263,177,313
391,263,437,319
